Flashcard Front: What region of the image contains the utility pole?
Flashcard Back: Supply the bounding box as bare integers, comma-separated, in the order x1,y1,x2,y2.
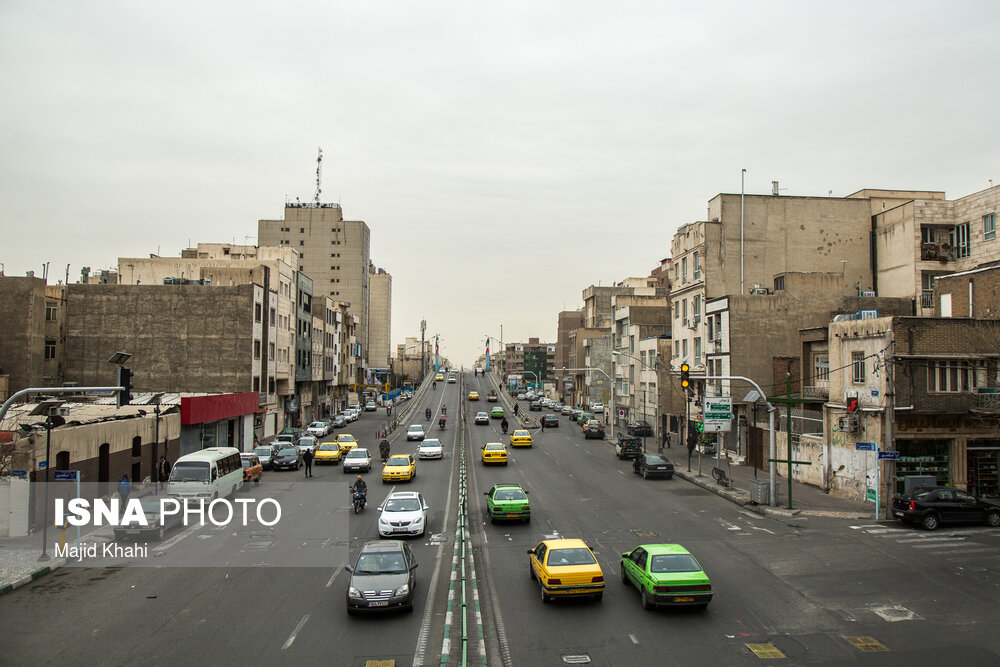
881,333,896,520
420,319,426,383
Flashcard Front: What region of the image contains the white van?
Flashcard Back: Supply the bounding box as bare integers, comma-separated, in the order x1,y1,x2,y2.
167,447,244,500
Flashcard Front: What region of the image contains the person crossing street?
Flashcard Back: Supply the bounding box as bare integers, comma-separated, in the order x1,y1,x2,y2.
303,447,314,477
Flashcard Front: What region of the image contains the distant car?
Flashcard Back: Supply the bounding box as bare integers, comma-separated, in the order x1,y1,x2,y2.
435,373,445,382
468,391,480,401
296,436,318,454
447,375,457,383
891,486,1000,530
342,448,372,473
561,405,573,416
528,539,604,603
570,409,583,422
417,439,444,460
345,408,360,422
583,420,605,439
616,436,644,460
240,453,263,484
627,420,654,437
277,427,304,440
490,407,505,419
272,446,302,471
331,415,347,429
621,544,712,610
406,424,426,441
487,391,498,402
383,454,417,483
346,540,418,614
377,491,429,538
113,497,184,542
529,400,543,411
483,483,530,522
541,414,559,428
481,442,508,466
474,411,490,425
510,429,532,448
307,421,330,437
365,401,378,412
577,412,594,427
633,454,674,479
517,393,527,401
272,433,297,447
253,444,278,470
591,402,604,414
314,441,344,465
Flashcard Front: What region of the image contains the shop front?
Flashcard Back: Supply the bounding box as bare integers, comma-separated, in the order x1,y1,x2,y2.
967,439,1000,500
894,438,952,494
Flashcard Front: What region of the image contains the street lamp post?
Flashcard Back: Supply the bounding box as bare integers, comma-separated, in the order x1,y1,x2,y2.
560,367,615,440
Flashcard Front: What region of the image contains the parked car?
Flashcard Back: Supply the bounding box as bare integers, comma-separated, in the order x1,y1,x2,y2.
113,497,184,542
240,453,263,484
272,433,297,447
620,544,712,610
377,491,429,537
633,454,674,479
529,400,543,412
541,414,559,428
306,421,330,437
346,540,418,614
891,486,1000,530
583,420,605,439
296,436,318,454
591,402,605,414
627,420,654,437
342,448,372,473
277,427,304,440
616,436,644,460
272,446,302,471
253,444,279,470
331,414,347,429
406,424,426,441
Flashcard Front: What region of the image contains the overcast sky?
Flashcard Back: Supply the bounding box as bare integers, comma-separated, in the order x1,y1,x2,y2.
2,1,998,366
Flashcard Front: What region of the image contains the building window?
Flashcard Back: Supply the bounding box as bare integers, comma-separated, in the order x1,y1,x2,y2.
927,360,979,392
682,339,688,361
132,436,142,457
268,378,276,394
693,295,701,323
694,338,702,366
270,308,276,326
253,377,260,392
254,340,261,359
682,299,688,319
300,228,304,233
45,302,57,321
851,351,865,383
675,263,680,281
299,240,304,246
693,252,701,280
954,222,970,258
269,342,275,360
814,354,829,382
255,303,262,322
921,226,936,243
44,339,56,359
681,257,688,284
985,214,996,241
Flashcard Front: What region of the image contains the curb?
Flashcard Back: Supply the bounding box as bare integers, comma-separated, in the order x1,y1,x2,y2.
0,558,68,598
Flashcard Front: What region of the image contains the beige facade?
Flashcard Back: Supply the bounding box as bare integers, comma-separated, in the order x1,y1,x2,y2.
566,327,611,408
258,203,371,373
369,267,392,370
395,336,431,382
555,310,583,396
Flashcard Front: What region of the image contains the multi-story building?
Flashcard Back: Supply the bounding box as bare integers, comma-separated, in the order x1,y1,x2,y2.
258,202,371,376
566,328,612,409
582,277,662,329
394,336,431,384
503,338,555,390
612,294,670,427
555,310,583,399
369,265,392,371
0,276,51,396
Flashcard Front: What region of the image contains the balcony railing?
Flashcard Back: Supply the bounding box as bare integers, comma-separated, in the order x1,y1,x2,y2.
921,290,934,309
921,243,954,262
802,384,829,400
978,389,1000,410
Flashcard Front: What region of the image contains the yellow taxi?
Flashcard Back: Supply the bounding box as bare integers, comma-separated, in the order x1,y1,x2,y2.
382,454,416,483
313,441,343,464
527,538,605,603
435,373,445,382
509,429,533,448
336,434,358,453
468,391,480,401
481,442,508,466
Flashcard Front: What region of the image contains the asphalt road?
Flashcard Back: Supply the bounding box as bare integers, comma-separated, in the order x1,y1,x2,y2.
2,370,999,666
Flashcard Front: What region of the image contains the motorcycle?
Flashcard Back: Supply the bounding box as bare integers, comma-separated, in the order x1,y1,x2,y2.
352,489,367,513
439,417,446,430
425,408,432,420
501,419,509,434
433,382,437,390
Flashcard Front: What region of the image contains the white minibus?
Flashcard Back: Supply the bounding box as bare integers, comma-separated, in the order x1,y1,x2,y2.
167,447,244,500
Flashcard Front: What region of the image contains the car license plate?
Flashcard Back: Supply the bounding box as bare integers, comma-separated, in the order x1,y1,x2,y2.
393,528,407,533
506,514,519,518
674,596,694,603
127,530,141,535
892,510,902,517
369,601,388,607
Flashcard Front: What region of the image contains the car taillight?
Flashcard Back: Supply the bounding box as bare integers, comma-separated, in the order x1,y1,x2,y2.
909,501,916,511
547,578,561,585
592,575,604,583
653,586,670,593
695,584,711,591
521,506,530,511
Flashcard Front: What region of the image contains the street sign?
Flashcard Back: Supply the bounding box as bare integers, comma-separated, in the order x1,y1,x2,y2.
703,397,733,432
855,442,876,451
878,451,900,460
11,470,28,479
618,409,624,418
702,423,727,433
38,461,47,469
54,470,79,481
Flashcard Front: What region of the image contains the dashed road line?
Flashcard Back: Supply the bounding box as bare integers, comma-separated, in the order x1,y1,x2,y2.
281,614,309,650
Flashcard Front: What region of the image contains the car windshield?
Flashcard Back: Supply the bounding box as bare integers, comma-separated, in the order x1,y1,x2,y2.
546,548,597,566
384,498,422,512
477,413,487,418
240,459,253,468
485,444,504,451
318,444,338,451
339,436,355,442
644,455,667,464
169,462,209,482
254,447,272,456
309,422,323,428
408,426,422,432
650,554,701,573
354,551,408,574
514,430,529,437
387,456,410,466
493,488,526,501
277,448,298,456
297,439,314,446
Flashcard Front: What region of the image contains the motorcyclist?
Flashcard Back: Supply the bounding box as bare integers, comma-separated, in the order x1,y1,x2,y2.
433,381,437,389
425,407,432,420
379,439,390,462
441,405,447,416
501,417,509,434
439,414,446,429
352,475,367,495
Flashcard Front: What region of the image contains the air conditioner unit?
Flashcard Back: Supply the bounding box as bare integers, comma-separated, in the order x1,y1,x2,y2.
837,415,859,433
684,318,697,329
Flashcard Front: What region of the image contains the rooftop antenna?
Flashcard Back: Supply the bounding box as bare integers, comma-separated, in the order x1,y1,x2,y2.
315,147,323,205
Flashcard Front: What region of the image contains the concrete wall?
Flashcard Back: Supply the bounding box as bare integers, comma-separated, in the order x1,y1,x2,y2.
934,266,1000,318
0,276,47,394
369,271,392,369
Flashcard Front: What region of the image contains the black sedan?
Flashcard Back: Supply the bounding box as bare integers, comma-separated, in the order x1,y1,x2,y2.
891,486,1000,530
627,421,654,437
529,400,543,411
347,540,418,614
271,446,303,471
541,414,559,428
583,421,605,439
633,455,674,479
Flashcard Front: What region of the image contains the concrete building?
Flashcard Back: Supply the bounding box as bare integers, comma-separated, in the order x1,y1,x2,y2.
369,266,392,371
611,294,670,428
582,277,662,329
854,185,1000,314
258,202,371,375
503,338,555,390
394,337,431,384
555,310,583,399
932,262,1000,318
566,327,612,408
0,276,49,395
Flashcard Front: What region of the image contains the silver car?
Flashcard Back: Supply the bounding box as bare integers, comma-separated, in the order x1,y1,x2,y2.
343,448,372,473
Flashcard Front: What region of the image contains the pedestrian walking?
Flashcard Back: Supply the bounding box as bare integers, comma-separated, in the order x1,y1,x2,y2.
157,456,172,491
118,475,132,504
303,447,314,477
661,428,671,449
540,418,545,432
513,403,519,417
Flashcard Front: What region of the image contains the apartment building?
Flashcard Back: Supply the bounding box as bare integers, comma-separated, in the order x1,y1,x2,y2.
555,310,584,398
258,202,371,375
503,338,555,389
369,266,392,371
612,294,670,426
394,336,431,383
566,327,612,408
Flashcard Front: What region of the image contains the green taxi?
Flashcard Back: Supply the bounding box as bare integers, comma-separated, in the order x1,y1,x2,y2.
620,544,712,610
490,406,505,419
483,483,530,523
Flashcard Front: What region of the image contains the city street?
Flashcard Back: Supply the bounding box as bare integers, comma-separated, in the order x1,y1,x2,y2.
1,372,999,665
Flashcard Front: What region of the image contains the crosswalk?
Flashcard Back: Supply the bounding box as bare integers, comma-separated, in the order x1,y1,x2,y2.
849,524,1000,557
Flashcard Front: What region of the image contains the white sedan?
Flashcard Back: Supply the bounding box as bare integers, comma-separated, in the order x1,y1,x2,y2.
377,491,429,537
306,421,329,437
417,439,444,460
406,424,426,441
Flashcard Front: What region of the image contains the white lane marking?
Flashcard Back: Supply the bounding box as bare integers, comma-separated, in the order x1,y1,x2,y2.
897,536,968,543
850,524,882,530
156,522,204,550
629,634,639,645
911,540,971,549
281,614,309,650
618,470,626,476
751,526,775,534
325,567,341,588
720,521,742,531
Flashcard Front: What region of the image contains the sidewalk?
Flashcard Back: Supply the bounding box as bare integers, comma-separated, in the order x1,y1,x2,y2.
0,531,72,597
666,448,875,520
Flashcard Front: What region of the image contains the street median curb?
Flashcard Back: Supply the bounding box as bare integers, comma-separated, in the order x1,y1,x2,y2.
0,558,68,598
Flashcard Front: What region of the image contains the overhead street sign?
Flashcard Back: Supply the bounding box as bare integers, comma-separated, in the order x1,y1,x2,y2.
703,396,733,432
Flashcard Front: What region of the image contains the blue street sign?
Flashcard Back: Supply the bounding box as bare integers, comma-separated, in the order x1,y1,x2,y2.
871,390,880,397
878,451,900,460
855,442,876,451
11,470,28,479
54,471,79,481
38,461,47,469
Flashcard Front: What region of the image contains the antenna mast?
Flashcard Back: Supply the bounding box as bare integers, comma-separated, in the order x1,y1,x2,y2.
314,147,323,205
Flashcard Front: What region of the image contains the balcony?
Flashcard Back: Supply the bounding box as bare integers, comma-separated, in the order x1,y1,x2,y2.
802,384,829,400
977,389,1000,411
921,290,934,309
921,243,954,262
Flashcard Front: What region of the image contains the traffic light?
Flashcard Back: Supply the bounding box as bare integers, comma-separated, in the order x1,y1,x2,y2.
846,396,858,413
117,366,134,407
696,421,704,432
680,363,690,389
